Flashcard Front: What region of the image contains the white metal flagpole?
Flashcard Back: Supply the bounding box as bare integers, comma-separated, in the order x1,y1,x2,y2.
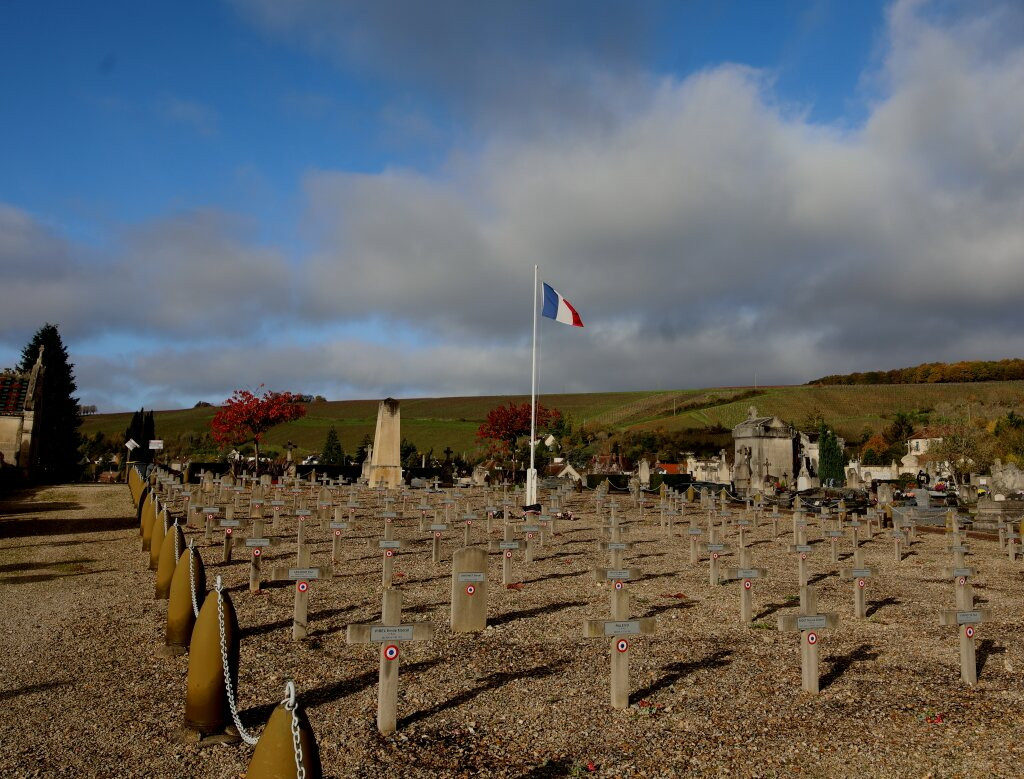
527,264,539,505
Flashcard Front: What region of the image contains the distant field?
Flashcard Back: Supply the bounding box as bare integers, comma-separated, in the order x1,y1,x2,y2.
80,382,1024,457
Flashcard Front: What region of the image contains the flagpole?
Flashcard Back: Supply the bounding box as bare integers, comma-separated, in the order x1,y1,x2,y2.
527,264,538,505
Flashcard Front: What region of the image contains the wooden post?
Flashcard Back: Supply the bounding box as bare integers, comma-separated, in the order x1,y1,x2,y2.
788,531,813,588
429,521,447,564
778,586,838,694
346,590,436,735
687,520,702,564
491,523,520,587
891,528,905,563
220,507,240,563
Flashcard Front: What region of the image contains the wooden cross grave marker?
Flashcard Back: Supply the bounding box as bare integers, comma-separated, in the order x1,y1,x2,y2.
427,519,449,564
270,519,331,640
583,581,657,709
788,525,814,588
346,589,436,735
245,516,283,593
839,548,878,618
686,516,703,564
723,548,767,624
938,590,992,686
372,511,406,588
706,526,729,586
489,523,521,587
777,586,838,694
461,512,479,547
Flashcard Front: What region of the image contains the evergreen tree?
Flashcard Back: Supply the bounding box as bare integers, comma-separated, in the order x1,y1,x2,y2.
321,427,344,465
19,324,82,482
123,408,155,463
817,423,845,487
355,433,373,463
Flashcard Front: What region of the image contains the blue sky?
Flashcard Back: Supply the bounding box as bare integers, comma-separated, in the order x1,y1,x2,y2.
2,0,1024,412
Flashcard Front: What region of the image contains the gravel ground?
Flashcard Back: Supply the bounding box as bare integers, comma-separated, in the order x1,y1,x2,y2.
2,482,1024,779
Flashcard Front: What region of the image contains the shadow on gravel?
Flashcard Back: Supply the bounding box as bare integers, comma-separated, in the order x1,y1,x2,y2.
0,558,96,573
241,658,443,723
0,679,74,702
490,601,586,627
753,601,789,622
522,570,587,585
0,567,114,585
0,516,137,539
978,639,1005,676
630,650,733,702
820,643,880,690
398,661,568,730
0,501,83,515
866,596,900,617
515,759,575,778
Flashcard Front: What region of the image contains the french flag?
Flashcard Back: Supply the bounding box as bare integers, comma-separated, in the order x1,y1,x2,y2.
542,283,584,327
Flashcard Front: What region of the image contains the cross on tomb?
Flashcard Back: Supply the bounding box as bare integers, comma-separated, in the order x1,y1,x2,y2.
723,548,767,625
346,589,436,735
839,548,878,618
777,586,838,694
582,581,657,709
938,592,992,686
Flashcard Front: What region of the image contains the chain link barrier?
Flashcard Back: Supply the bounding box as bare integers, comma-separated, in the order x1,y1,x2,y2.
213,576,259,745
187,542,200,618
282,681,306,779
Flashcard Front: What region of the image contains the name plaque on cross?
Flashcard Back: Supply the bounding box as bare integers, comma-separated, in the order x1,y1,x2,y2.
707,544,725,552
457,572,485,583
948,545,969,553
203,507,219,514
296,510,312,517
605,542,629,550
604,620,642,635
852,568,873,577
946,567,975,578
430,524,448,531
687,528,703,535
498,541,520,550
956,611,983,625
370,625,415,642
605,569,635,580
522,525,541,533
289,567,320,580
219,519,240,528
271,501,286,507
379,540,401,549
797,615,829,630
736,568,761,578
245,538,270,547
330,521,351,530
791,545,813,553
826,530,844,538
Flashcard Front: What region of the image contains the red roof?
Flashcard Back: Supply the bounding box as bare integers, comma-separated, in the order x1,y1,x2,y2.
658,463,682,474
0,375,29,415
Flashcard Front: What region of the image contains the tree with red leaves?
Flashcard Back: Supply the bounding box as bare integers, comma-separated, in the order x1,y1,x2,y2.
476,401,560,471
210,386,306,475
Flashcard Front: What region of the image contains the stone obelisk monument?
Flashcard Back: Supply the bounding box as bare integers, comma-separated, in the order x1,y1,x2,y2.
368,398,402,488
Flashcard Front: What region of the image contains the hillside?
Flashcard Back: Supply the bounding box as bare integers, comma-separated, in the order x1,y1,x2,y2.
80,381,1024,459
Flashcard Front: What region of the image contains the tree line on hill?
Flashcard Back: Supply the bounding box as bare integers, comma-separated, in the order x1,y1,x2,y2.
809,359,1024,386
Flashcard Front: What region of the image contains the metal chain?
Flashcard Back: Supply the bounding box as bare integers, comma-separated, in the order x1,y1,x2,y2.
173,521,180,560
282,681,306,779
214,576,259,745
187,542,200,618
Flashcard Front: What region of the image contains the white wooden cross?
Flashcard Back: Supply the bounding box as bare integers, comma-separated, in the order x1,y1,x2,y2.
839,548,877,618
723,548,767,624
938,593,992,686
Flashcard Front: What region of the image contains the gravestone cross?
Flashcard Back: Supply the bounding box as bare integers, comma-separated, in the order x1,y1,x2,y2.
839,547,878,618
777,586,838,693
723,547,767,624
583,582,657,709
938,592,992,686
451,546,488,632
346,589,436,734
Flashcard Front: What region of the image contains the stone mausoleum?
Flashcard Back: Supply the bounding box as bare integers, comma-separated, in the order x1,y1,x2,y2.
732,407,796,494
0,350,45,475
